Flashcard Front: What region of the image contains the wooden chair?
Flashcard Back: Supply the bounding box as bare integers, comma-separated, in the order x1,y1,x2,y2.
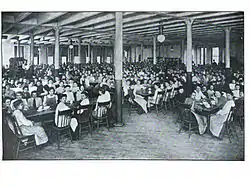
148,91,164,115
52,109,73,149
75,104,92,138
92,101,110,130
179,108,199,138
224,107,239,143
6,115,36,159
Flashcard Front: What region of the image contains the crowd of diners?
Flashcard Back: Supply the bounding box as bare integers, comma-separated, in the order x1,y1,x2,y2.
2,60,244,148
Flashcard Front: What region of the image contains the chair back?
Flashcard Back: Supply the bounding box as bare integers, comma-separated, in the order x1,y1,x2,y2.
7,115,23,137
98,101,110,107
181,108,196,124
226,107,234,123
155,91,164,105
56,109,73,128
76,104,92,123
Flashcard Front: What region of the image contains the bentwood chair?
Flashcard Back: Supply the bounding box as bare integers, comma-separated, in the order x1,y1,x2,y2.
148,91,164,115
52,109,73,149
92,101,110,130
179,108,199,138
223,107,239,143
7,115,36,159
75,104,93,138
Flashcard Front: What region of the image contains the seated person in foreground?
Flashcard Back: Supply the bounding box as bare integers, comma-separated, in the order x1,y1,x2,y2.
55,94,79,140
148,83,163,107
92,87,112,120
184,92,208,135
12,99,48,145
80,92,90,106
175,87,186,104
210,90,235,139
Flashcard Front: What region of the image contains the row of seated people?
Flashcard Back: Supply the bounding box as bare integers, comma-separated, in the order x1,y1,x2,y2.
180,86,244,139
3,86,113,151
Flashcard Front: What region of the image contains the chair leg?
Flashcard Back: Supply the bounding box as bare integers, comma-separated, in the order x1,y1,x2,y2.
106,118,110,131
78,124,81,139
69,128,73,142
15,141,20,159
89,122,92,136
57,131,61,149
188,123,191,139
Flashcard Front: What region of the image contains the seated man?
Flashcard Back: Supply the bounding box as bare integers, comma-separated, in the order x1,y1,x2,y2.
27,91,43,111
12,99,48,146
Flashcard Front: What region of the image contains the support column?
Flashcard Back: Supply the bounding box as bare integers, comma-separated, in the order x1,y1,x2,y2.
114,12,123,126
203,47,206,65
30,32,34,67
91,46,94,63
77,38,82,64
196,47,201,65
186,19,194,96
181,39,185,64
87,44,91,63
225,27,231,69
140,42,144,61
17,39,21,58
54,26,60,76
153,36,156,64
193,45,197,66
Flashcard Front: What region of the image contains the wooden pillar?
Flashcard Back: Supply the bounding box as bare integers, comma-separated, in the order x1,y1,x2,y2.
186,19,194,96
203,47,206,65
17,39,21,58
225,27,231,69
181,39,185,64
196,47,201,65
77,38,82,64
54,26,60,76
114,12,123,126
153,36,156,64
30,32,34,66
140,42,144,61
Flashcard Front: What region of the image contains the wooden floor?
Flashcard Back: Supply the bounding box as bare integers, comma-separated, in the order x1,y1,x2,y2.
18,105,244,160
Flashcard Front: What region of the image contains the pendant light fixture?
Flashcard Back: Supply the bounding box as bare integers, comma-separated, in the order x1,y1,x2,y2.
69,39,74,49
157,20,165,43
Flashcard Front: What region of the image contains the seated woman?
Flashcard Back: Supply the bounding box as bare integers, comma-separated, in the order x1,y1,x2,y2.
207,85,215,99
63,85,75,104
79,92,90,106
55,94,79,140
184,92,208,135
92,87,112,120
22,86,31,100
133,80,148,113
43,87,58,110
76,85,86,102
12,99,48,145
56,81,64,93
194,85,207,101
210,91,235,139
148,83,163,107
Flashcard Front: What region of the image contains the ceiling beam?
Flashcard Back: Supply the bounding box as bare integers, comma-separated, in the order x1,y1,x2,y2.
18,12,67,35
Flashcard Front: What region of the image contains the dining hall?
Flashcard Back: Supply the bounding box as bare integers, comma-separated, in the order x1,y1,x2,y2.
1,11,244,160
